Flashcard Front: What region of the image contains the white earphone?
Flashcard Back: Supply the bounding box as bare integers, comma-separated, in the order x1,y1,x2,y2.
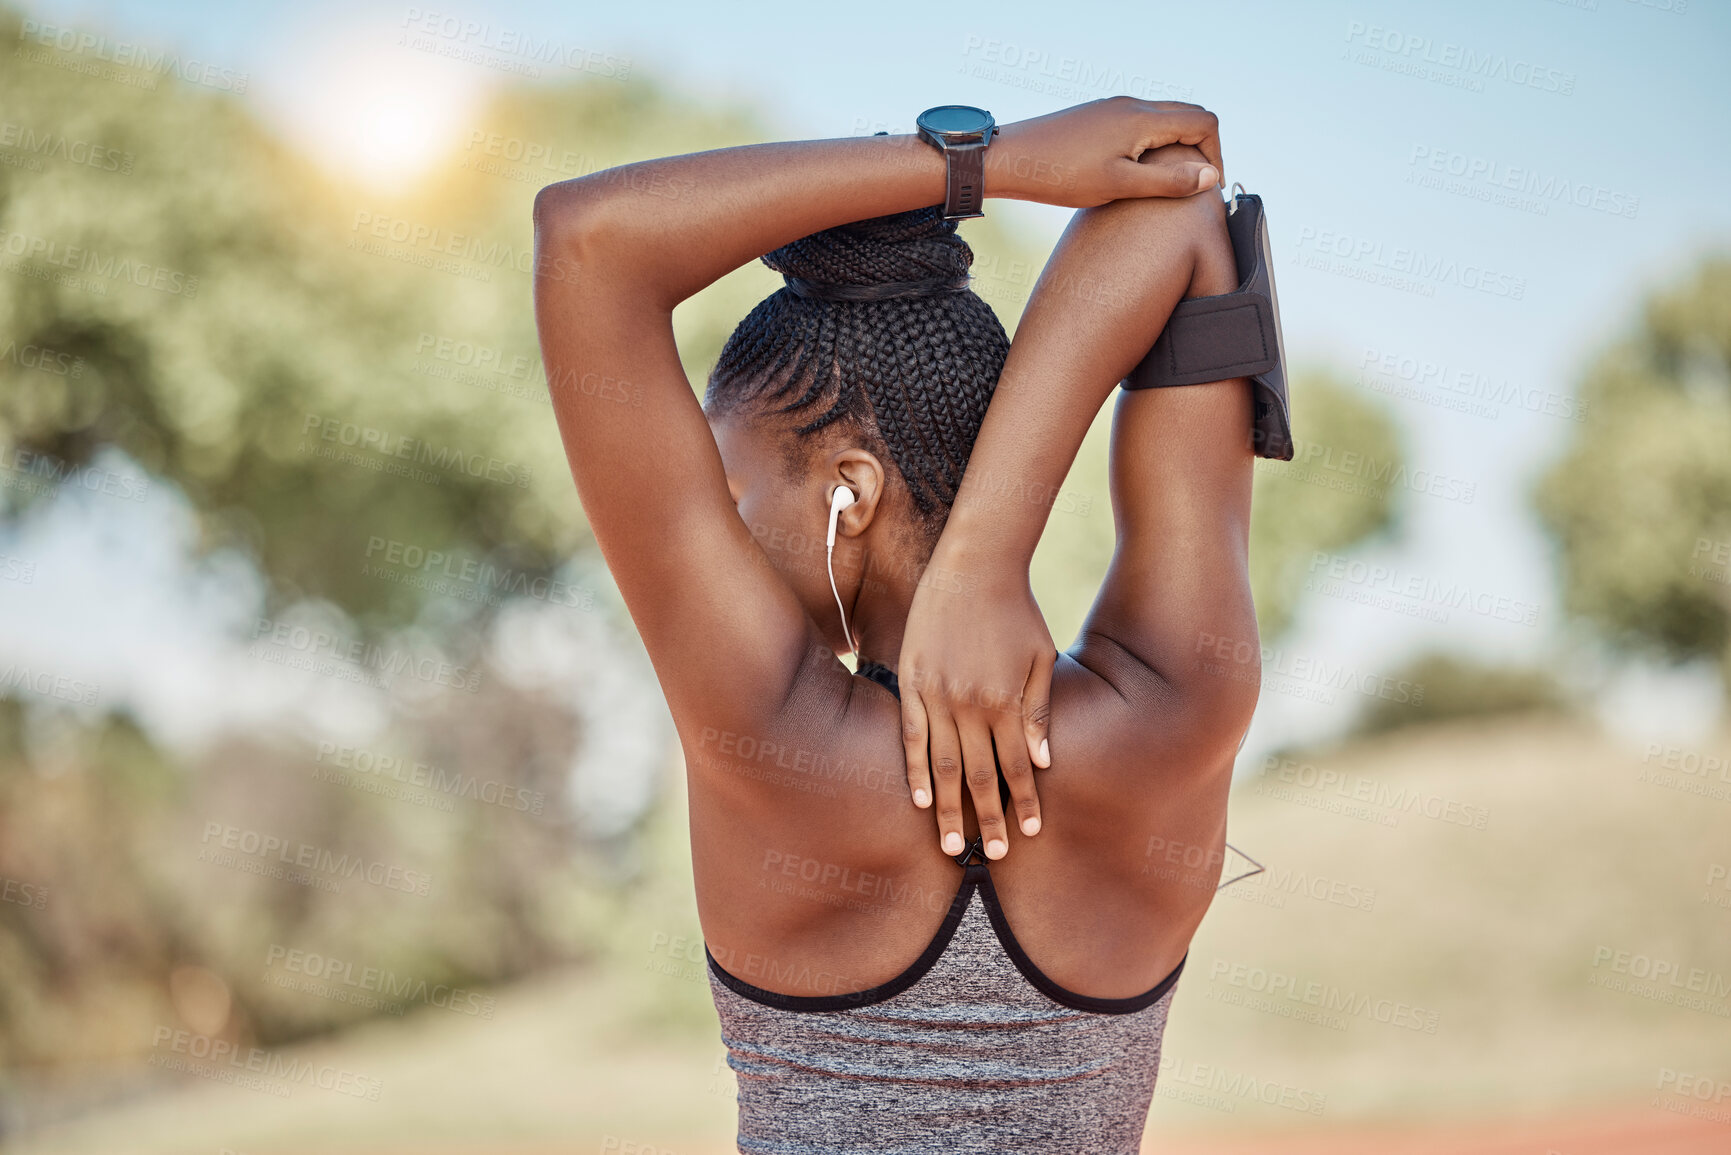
827,485,858,660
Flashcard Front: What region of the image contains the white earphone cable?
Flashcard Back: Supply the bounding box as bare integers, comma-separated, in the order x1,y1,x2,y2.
827,487,858,661
828,546,856,661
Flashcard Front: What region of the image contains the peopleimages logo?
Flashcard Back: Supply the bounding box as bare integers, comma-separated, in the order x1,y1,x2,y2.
1589,945,1731,1011
350,210,535,276
0,120,134,175
1342,21,1575,96
1192,632,1426,711
1156,1053,1329,1116
1407,145,1639,220
1306,551,1541,627
1293,226,1525,301
398,8,632,80
17,19,251,92
264,944,496,1019
1358,346,1586,423
957,35,1193,101
0,663,99,706
0,876,48,911
249,615,483,694
313,741,546,816
1269,436,1478,505
1257,754,1492,830
299,413,533,489
199,820,434,897
0,227,199,297
362,535,593,612
149,1027,382,1099
0,339,86,377
1207,957,1442,1034
1236,866,1377,913
0,445,150,502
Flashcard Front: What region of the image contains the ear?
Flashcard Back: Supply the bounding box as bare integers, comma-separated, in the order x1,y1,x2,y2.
828,448,885,539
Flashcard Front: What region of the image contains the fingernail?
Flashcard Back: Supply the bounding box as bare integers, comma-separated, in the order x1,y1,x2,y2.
1198,166,1219,189
943,832,964,855
985,839,1007,859
913,788,930,807
1038,739,1050,767
1021,816,1040,836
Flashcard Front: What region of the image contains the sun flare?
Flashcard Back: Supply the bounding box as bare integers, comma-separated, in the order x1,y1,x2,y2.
265,19,487,194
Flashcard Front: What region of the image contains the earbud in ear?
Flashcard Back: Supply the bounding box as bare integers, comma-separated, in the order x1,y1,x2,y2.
827,485,856,548
826,485,859,659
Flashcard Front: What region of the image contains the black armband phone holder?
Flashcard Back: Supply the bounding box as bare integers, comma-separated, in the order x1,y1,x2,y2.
1121,186,1292,461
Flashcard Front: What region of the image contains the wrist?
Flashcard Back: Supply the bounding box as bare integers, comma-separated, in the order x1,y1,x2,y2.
930,497,1037,579
981,122,1074,205
981,123,1028,202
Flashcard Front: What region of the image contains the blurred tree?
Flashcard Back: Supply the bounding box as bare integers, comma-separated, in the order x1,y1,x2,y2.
0,700,184,1073
0,667,597,1078
1534,256,1731,683
1034,370,1404,647
0,6,767,633
0,6,737,1078
1354,652,1569,736
1248,373,1404,639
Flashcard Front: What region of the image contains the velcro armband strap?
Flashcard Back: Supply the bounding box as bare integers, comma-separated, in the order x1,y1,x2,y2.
1123,291,1279,390
1118,190,1294,461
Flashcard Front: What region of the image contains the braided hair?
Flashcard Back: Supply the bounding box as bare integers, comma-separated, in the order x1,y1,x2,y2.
704,206,1009,539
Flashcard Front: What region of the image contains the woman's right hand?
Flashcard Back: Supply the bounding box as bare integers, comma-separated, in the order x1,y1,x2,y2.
987,96,1223,207
899,542,1055,863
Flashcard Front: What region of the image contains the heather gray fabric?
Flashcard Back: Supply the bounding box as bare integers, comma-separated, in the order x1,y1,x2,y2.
706,861,1181,1154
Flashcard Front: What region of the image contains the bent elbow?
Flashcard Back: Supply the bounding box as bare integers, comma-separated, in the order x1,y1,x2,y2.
1184,663,1260,764
1143,636,1260,778
533,179,616,265
1177,618,1261,761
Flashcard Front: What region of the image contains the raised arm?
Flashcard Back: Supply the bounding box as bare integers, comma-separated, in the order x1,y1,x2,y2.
533,133,950,734
532,102,1225,743
898,144,1259,858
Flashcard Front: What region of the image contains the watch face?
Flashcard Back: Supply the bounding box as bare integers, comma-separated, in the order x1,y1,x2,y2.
918,105,993,139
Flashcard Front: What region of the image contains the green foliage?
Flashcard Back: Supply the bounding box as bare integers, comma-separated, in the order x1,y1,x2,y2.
0,9,766,631
1534,256,1731,677
1354,652,1569,736
0,700,183,1070
1031,370,1403,646
0,678,604,1069
0,10,764,1072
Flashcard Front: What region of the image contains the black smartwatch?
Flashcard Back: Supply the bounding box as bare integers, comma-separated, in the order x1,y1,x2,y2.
915,105,998,220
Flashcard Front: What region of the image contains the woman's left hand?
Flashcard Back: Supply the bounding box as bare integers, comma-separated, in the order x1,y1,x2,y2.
898,547,1054,861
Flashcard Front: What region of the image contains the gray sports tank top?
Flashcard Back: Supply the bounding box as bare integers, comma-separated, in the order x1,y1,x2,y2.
706,841,1183,1154
705,656,1182,1153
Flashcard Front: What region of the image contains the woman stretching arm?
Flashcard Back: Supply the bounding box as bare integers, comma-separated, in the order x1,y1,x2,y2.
531,100,1220,744
533,99,1255,1154
898,137,1260,861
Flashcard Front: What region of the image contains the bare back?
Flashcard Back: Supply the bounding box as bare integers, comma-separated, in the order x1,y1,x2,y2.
687,639,1231,1002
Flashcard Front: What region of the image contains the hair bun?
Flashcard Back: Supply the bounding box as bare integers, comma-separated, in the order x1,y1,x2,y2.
762,206,975,298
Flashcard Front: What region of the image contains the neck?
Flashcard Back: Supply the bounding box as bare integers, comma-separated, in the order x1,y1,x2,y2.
843,540,924,671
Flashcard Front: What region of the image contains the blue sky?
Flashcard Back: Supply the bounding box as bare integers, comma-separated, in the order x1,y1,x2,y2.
9,0,1731,765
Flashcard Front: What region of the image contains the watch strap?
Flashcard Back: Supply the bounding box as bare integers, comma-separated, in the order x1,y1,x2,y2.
945,140,987,219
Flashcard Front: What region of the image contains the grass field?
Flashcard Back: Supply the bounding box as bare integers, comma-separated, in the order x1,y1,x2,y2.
10,714,1730,1154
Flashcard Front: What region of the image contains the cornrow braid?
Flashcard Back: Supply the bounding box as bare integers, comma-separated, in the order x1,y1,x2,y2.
705,206,1009,533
